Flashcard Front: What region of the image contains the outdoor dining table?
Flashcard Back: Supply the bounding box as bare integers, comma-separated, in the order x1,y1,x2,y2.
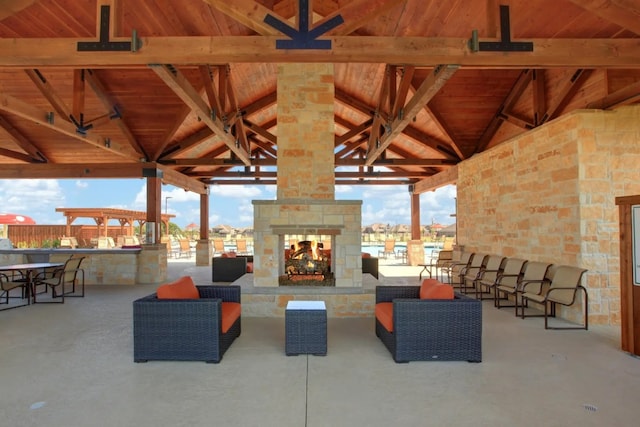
0,262,64,304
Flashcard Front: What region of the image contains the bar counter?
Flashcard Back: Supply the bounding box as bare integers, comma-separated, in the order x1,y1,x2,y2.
0,245,166,285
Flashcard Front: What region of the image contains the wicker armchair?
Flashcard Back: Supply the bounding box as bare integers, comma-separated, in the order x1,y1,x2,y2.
375,286,482,363
133,285,241,363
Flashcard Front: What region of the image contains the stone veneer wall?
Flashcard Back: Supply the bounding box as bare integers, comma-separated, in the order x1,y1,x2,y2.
457,105,640,326
276,63,335,200
253,200,363,288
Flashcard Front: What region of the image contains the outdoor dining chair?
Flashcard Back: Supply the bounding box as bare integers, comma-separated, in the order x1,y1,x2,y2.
32,256,86,303
520,265,589,329
0,272,28,310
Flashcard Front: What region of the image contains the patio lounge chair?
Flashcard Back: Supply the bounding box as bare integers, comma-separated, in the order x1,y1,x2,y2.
133,278,241,363
375,284,482,363
378,239,397,259
520,265,589,329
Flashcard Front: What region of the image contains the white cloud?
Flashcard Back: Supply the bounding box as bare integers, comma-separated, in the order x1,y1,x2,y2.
75,180,89,189
0,179,65,223
210,185,262,198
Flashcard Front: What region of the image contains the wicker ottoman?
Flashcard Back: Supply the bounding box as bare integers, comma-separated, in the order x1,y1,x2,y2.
285,301,327,356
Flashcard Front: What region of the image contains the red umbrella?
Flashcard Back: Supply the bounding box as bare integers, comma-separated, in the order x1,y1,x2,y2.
0,213,36,224
185,222,199,230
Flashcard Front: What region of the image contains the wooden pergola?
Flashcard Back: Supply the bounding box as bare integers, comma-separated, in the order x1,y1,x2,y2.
55,207,175,238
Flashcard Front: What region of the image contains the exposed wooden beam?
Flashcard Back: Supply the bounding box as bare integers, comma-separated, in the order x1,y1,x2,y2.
243,119,277,144
336,118,373,145
206,178,414,185
366,65,459,165
367,65,392,154
241,91,277,117
391,66,415,118
72,69,85,122
160,127,216,160
2,37,640,68
587,80,640,109
202,0,282,36
0,92,135,159
0,114,47,162
568,0,640,36
156,164,209,194
532,69,546,126
413,165,458,194
24,69,73,121
0,162,206,194
164,157,454,168
422,106,465,160
199,65,225,122
0,147,34,163
477,69,533,152
541,69,593,124
149,64,251,165
84,69,147,158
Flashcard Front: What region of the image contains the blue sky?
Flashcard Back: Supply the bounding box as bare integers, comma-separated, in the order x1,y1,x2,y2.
0,179,456,229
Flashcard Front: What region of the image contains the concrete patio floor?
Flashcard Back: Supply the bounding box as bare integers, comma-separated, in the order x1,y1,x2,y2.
1,258,639,427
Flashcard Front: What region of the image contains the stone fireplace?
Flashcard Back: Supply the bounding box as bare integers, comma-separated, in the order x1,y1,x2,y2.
253,199,362,287
252,63,362,288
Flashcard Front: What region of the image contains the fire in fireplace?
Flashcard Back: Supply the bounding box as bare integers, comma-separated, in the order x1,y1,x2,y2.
279,236,335,286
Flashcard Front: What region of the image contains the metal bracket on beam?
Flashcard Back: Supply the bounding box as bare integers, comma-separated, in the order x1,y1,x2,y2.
470,6,533,53
264,0,343,50
77,5,142,52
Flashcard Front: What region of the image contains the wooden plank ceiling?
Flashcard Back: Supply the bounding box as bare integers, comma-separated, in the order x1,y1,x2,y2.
0,0,639,194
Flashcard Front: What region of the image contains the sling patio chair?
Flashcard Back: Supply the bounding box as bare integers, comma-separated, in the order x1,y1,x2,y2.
496,261,551,315
0,272,29,310
460,253,488,294
488,258,527,308
520,265,589,329
235,239,250,255
378,239,397,259
32,256,86,303
445,251,474,286
472,254,506,300
212,238,225,256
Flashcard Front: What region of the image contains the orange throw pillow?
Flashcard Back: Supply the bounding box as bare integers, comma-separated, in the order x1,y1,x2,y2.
375,302,394,332
419,279,441,299
246,262,253,273
156,276,200,299
362,252,371,258
221,302,241,333
421,283,454,300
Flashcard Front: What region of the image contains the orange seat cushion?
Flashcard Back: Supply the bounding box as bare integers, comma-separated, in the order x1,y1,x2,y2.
246,262,253,273
375,302,394,332
419,278,441,299
221,302,241,333
362,252,371,258
421,283,455,300
157,276,199,299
